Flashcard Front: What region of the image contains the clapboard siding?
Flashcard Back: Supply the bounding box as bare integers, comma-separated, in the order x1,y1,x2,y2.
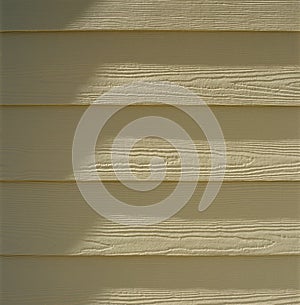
2,139,300,181
4,290,299,305
1,256,299,305
1,0,299,31
1,106,299,181
1,32,300,106
42,289,300,305
83,139,300,181
1,182,299,256
2,1,299,304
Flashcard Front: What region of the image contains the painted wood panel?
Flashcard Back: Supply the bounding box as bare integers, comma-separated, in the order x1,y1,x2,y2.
1,257,299,304
1,0,299,31
82,139,300,181
1,182,299,256
1,32,299,106
40,289,300,305
1,1,299,304
1,106,299,181
3,138,300,181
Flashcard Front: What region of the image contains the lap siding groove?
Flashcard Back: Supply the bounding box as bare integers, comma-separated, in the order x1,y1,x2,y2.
1,6,299,303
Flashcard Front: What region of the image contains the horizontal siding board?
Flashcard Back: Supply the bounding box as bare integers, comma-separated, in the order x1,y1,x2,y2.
1,106,299,181
3,139,300,182
90,139,300,181
48,289,300,305
1,0,299,31
1,32,300,106
3,290,299,305
70,65,300,107
1,182,299,256
1,256,300,304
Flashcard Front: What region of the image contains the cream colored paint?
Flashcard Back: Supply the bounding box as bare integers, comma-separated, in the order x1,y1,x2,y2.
1,182,299,256
1,32,299,106
1,1,299,303
1,257,300,304
1,0,299,31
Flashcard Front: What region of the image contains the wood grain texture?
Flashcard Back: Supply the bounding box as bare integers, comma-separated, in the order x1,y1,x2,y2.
2,3,300,303
1,182,299,256
1,105,299,181
91,139,300,181
3,139,300,181
1,0,299,31
49,289,300,305
1,32,300,106
1,256,299,304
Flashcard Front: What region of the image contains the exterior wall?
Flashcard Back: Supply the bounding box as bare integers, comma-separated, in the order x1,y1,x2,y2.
1,1,299,304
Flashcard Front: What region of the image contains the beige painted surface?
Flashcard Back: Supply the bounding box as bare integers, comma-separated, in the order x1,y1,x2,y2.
1,182,299,256
1,1,300,304
1,32,299,106
1,106,299,181
1,0,299,31
1,257,300,304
